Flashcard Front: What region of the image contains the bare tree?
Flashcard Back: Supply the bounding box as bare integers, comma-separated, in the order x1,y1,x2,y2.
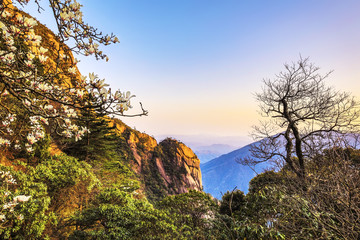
240,57,360,182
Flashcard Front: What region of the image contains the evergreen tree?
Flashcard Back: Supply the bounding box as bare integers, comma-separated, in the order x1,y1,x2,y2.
62,109,119,162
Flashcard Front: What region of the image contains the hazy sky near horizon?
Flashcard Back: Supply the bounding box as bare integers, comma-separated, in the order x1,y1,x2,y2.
24,0,360,144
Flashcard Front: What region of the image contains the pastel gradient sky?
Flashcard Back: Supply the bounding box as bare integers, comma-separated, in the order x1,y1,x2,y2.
24,0,360,144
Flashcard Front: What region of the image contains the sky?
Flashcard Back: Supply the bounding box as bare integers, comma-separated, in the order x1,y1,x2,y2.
22,0,360,146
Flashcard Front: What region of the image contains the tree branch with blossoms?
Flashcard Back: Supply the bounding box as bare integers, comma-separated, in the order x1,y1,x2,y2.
0,170,31,227
0,0,147,153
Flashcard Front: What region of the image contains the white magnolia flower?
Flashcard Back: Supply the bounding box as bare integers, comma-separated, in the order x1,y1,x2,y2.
2,90,9,96
10,26,20,35
13,195,31,203
0,137,11,147
68,66,77,74
26,134,36,145
1,10,12,18
16,14,24,24
25,143,33,153
24,17,37,28
44,104,54,111
38,55,48,63
3,202,17,210
38,46,48,55
23,99,31,107
76,89,84,98
89,72,97,82
0,21,6,30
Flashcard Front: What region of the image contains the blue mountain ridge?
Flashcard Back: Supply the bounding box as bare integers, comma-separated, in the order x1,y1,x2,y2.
201,141,268,199
201,133,360,199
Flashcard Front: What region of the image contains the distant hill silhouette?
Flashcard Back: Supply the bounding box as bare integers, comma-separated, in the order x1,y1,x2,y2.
201,141,269,199
194,144,238,163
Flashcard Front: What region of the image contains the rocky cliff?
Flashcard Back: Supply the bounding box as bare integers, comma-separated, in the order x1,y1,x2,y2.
112,119,202,200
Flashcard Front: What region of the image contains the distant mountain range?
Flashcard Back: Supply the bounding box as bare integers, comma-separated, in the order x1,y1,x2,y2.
194,144,238,163
201,141,268,199
155,134,250,163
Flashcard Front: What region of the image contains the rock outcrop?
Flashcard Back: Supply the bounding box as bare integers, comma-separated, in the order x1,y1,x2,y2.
112,119,202,200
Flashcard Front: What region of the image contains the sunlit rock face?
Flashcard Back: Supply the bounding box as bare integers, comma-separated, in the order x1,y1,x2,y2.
112,119,202,200
156,138,202,193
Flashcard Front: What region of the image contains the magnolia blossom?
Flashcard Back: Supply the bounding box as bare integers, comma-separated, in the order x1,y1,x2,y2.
1,90,9,96
26,31,41,45
0,171,17,184
8,114,16,122
9,25,21,35
23,17,37,28
38,55,48,63
39,117,48,125
6,128,13,135
76,89,84,98
26,134,36,145
2,120,10,127
2,53,15,64
13,195,31,203
0,0,145,152
68,66,77,74
25,143,33,153
23,99,31,106
2,202,17,210
44,104,54,111
24,59,34,67
38,46,48,55
0,138,11,147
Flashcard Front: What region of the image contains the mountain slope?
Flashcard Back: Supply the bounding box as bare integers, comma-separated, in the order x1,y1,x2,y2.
201,142,267,199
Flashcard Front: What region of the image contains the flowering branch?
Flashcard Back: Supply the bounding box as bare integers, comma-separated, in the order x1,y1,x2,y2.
0,1,147,152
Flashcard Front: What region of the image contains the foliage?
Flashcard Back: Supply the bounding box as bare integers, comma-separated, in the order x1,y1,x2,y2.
0,154,101,239
0,165,51,239
233,57,360,239
62,111,119,162
219,189,246,218
34,154,98,200
158,190,220,239
234,148,360,239
96,157,142,197
69,187,181,240
248,170,286,195
275,148,360,239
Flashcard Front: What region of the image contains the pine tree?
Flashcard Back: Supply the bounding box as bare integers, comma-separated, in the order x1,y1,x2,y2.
62,109,118,162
